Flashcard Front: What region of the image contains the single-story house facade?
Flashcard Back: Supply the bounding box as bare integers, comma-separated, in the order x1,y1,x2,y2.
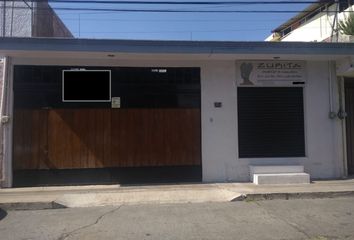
0,37,353,187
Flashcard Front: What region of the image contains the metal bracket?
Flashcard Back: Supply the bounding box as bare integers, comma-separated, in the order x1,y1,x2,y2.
1,116,10,124
338,110,347,120
329,112,337,119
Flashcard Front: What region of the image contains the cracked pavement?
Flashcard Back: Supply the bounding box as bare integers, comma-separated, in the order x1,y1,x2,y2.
56,205,123,240
0,197,353,240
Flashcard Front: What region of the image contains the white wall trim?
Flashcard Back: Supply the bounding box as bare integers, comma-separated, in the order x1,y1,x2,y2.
1,57,13,187
341,76,349,177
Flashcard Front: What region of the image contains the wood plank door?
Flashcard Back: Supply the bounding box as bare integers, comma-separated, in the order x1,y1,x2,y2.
345,79,354,175
13,108,201,170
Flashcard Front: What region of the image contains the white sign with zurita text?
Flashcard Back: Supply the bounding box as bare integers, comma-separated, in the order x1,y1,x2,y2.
236,61,306,86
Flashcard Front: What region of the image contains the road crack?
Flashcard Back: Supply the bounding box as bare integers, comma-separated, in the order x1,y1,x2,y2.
57,205,123,240
252,201,312,239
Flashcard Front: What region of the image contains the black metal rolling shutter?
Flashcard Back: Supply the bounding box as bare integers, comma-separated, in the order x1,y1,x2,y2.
237,87,305,158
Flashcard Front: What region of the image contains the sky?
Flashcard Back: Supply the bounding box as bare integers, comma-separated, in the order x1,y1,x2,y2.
49,1,313,41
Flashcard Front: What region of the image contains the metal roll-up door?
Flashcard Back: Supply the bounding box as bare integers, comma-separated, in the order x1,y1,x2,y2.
237,87,305,158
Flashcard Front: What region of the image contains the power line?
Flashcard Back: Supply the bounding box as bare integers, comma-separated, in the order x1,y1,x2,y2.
68,25,344,34
60,18,291,22
2,5,351,14
72,28,272,34
1,0,339,16
4,0,335,5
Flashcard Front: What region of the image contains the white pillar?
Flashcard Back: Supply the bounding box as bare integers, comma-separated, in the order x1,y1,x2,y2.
0,56,13,188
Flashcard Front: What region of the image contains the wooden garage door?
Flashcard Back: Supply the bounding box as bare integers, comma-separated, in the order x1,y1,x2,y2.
13,108,201,170
13,66,201,170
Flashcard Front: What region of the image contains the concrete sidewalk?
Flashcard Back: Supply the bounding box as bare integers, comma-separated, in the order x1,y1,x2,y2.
0,179,354,209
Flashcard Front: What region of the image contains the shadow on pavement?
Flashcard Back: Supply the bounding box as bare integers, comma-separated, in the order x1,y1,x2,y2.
0,208,7,221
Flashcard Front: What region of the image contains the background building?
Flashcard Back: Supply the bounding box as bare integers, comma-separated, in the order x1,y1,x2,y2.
266,0,354,42
0,0,72,38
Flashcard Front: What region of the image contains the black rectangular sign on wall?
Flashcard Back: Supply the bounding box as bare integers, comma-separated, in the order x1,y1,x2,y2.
62,70,111,102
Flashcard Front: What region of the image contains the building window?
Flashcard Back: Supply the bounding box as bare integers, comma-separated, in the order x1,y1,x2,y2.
282,27,292,36
339,0,353,12
237,87,305,158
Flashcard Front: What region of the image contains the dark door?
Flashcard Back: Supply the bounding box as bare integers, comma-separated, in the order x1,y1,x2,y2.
12,66,202,186
13,108,201,169
345,79,354,175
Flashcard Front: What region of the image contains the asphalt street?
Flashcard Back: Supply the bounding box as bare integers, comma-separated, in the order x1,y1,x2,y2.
0,197,353,240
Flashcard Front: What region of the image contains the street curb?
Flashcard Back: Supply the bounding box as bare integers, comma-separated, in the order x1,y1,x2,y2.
231,191,354,201
0,202,67,211
1,191,354,210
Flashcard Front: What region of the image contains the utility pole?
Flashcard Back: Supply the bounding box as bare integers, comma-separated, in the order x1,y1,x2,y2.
330,0,339,42
78,13,81,37
336,0,339,42
2,0,6,37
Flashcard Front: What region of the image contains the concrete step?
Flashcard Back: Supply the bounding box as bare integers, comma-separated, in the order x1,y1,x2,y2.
253,173,310,185
250,165,305,181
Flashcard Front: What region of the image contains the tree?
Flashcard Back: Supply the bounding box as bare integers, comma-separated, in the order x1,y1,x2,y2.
338,13,354,36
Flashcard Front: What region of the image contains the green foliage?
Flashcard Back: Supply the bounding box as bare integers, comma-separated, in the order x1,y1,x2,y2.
338,14,354,36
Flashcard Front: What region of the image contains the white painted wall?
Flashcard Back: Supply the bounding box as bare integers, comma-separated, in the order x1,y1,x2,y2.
5,57,346,185
301,61,343,179
201,61,239,182
201,60,344,182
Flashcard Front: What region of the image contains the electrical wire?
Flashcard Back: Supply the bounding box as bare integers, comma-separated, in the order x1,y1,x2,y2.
2,5,351,14
1,0,335,5
2,0,348,39
71,28,272,34
67,24,343,34
1,0,340,16
60,18,288,22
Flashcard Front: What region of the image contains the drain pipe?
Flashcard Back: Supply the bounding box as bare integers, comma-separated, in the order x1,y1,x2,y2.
329,61,337,119
332,59,349,177
338,76,349,177
329,61,348,178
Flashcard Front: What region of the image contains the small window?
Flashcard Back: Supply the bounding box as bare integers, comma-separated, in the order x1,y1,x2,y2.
299,18,306,26
306,11,318,22
282,27,292,36
339,1,350,12
237,87,305,158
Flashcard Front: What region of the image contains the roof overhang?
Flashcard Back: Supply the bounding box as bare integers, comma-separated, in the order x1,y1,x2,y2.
0,37,353,61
